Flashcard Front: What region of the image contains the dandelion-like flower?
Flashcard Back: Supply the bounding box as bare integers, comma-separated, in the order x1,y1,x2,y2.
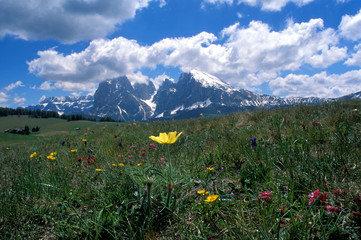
118,163,124,167
71,149,77,153
205,195,219,202
30,152,37,158
149,131,183,144
95,169,102,172
197,190,209,195
207,167,214,171
137,163,143,166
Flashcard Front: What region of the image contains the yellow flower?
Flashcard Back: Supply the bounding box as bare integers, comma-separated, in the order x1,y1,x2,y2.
96,169,102,172
71,149,77,153
207,167,214,171
112,164,117,166
51,152,57,156
47,155,56,160
137,163,143,166
205,195,219,202
149,131,183,144
118,163,124,167
82,139,87,142
197,190,209,195
5,147,9,150
30,152,37,158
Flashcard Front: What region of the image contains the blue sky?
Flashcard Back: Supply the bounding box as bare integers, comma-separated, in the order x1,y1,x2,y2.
1,0,361,108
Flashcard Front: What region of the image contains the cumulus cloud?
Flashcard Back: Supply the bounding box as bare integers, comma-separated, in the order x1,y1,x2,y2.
0,92,9,103
13,97,26,106
4,81,24,91
28,18,347,94
270,70,361,98
345,43,361,66
203,0,315,11
152,73,174,89
339,9,361,41
0,0,160,43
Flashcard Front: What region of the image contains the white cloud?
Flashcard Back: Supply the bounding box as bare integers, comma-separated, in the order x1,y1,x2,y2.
0,92,9,103
339,9,361,41
28,18,348,95
0,0,159,43
4,81,24,91
128,71,150,86
152,73,174,89
270,70,361,98
13,97,26,106
203,0,315,11
345,43,361,66
38,81,56,90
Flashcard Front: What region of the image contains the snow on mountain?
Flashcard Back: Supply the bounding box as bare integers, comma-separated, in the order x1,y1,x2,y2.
190,69,234,92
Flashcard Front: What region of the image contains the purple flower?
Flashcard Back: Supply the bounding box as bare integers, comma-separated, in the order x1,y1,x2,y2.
250,138,257,148
117,142,122,147
61,140,65,146
87,148,94,153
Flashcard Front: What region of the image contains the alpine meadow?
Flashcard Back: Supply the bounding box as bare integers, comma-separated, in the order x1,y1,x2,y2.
1,99,361,239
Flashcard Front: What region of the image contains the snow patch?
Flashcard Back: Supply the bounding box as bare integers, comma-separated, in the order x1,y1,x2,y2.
190,70,234,93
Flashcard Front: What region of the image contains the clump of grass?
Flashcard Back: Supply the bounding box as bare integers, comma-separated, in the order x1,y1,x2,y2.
0,99,360,239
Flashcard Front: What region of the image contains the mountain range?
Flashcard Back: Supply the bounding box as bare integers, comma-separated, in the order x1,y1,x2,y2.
27,70,361,121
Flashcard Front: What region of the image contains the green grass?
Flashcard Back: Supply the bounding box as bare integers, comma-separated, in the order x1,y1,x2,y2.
1,100,361,239
0,116,120,144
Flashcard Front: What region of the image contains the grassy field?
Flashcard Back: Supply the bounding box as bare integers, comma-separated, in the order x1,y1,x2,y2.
0,116,120,144
1,100,361,239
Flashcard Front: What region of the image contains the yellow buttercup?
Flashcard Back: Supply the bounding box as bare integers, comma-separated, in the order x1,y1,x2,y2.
149,131,183,144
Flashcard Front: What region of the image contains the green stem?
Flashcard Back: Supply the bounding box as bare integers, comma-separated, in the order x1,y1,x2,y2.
167,144,172,184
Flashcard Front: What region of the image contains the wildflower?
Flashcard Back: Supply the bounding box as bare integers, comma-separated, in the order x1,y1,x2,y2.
112,164,117,166
118,163,124,167
30,152,37,158
87,148,94,153
197,190,209,195
61,140,65,145
332,189,345,196
128,155,133,159
280,205,286,213
117,142,122,147
141,152,145,156
149,131,183,144
352,109,359,112
312,120,320,126
308,189,327,205
302,123,306,129
250,138,257,148
82,139,87,145
47,155,56,160
205,195,219,202
95,169,102,172
258,191,272,202
5,147,9,150
130,145,136,148
207,167,214,171
149,143,157,150
352,211,361,216
159,158,165,163
71,149,77,153
137,163,143,166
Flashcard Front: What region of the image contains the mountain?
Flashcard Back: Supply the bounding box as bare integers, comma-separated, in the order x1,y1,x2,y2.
90,76,155,121
27,95,94,115
27,70,359,121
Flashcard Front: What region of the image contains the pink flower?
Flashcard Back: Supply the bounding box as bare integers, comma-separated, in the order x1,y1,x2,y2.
128,155,133,159
258,191,273,202
352,211,361,216
159,158,165,163
332,189,345,196
130,145,136,148
308,189,327,205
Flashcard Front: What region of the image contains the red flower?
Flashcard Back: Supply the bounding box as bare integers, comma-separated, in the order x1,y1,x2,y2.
312,121,320,125
352,211,361,216
308,189,327,205
280,205,286,213
258,191,272,202
302,123,306,129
